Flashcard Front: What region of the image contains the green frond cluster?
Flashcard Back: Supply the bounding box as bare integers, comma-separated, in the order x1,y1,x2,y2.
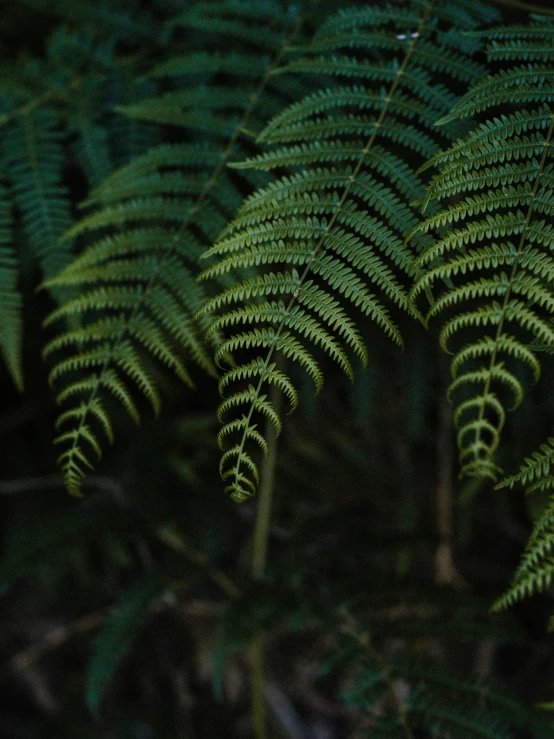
44,1,306,495
410,17,554,480
199,0,492,501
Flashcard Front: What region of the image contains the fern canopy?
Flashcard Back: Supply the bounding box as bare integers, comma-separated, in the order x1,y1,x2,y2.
410,16,554,481
199,0,494,501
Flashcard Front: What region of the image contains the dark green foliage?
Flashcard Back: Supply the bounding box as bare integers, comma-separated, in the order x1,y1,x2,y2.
1,1,554,736
0,9,166,393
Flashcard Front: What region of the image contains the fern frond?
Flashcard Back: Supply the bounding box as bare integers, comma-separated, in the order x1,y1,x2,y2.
44,1,306,495
497,438,554,492
410,18,554,480
200,0,494,501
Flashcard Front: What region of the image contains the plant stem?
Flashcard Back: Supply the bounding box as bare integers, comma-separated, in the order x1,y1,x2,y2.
251,635,267,739
252,417,280,581
250,376,282,739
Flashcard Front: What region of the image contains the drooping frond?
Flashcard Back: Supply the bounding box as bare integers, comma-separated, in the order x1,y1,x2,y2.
0,183,22,390
410,17,554,480
44,1,306,496
199,0,496,501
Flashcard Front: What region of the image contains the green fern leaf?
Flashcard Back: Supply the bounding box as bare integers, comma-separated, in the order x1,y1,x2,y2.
199,0,493,501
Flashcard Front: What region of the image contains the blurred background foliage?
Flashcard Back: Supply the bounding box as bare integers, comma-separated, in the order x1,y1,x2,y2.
1,0,554,737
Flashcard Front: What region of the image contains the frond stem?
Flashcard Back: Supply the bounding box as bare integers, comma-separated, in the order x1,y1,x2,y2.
250,371,283,739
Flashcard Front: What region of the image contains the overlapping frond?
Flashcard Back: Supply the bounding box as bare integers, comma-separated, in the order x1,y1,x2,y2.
44,1,306,495
410,17,554,480
199,0,495,501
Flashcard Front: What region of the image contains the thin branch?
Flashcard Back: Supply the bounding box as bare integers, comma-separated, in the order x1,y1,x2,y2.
250,371,283,739
435,354,464,587
0,474,123,496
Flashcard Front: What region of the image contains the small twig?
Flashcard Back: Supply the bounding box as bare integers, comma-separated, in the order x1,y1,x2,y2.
12,609,109,672
0,474,123,496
